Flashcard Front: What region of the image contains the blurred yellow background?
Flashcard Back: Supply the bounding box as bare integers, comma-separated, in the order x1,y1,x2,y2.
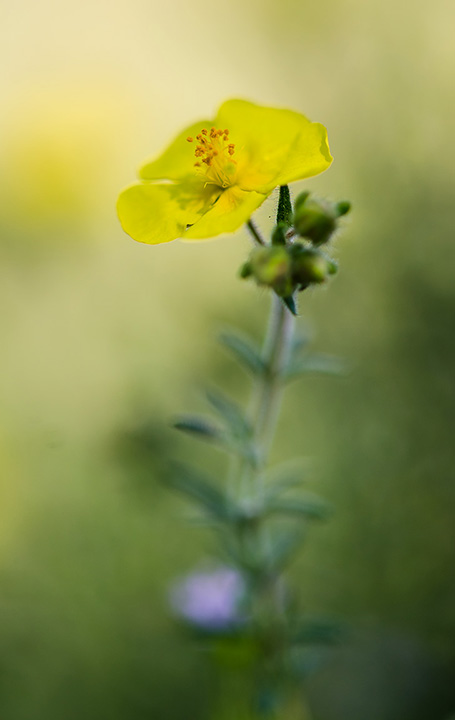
1,0,455,718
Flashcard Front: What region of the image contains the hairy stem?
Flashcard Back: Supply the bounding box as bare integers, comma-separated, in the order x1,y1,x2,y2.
246,219,266,246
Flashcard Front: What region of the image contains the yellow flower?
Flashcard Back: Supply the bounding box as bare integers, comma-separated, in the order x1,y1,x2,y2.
117,99,332,245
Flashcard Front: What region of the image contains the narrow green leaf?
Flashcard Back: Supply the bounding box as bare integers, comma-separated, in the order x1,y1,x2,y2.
173,415,222,442
206,389,251,438
166,463,230,521
284,353,346,381
266,477,309,502
266,496,331,521
291,331,312,356
266,459,311,496
218,330,265,376
267,528,306,571
173,415,258,464
282,294,297,315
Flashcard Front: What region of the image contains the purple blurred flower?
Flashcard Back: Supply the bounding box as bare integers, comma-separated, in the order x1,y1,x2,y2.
169,566,246,631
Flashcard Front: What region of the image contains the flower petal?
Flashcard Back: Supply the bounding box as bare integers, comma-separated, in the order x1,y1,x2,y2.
215,99,332,193
117,180,219,244
183,186,267,240
139,120,212,181
270,122,332,189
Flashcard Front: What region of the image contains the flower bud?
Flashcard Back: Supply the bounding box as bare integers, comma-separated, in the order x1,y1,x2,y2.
293,191,310,214
293,196,337,245
249,246,296,297
290,246,334,286
271,221,287,246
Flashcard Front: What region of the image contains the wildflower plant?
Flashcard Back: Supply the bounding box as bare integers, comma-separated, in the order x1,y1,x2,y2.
117,99,351,719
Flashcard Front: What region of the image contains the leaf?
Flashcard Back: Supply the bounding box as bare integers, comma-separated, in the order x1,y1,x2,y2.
266,476,309,499
173,414,257,465
266,477,310,504
284,353,346,381
166,463,230,521
266,459,311,496
206,389,251,438
218,330,265,376
173,415,223,442
291,331,312,356
266,496,330,521
204,390,258,465
266,528,306,571
281,294,297,315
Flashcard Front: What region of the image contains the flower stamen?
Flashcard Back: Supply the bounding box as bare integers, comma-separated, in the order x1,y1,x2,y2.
187,127,237,188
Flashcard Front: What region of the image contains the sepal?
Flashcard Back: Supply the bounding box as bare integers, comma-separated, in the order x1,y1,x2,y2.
281,294,297,315
276,185,293,227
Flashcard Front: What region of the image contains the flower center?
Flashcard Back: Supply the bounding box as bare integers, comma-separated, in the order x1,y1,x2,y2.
186,127,236,189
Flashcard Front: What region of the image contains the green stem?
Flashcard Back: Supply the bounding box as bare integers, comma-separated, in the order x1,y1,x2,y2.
236,294,295,719
251,294,294,482
247,219,266,246
235,294,294,503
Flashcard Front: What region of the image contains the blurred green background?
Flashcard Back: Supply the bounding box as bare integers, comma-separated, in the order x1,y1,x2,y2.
1,0,454,718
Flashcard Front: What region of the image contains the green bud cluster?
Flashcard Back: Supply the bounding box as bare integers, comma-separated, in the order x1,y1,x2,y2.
240,192,350,303
241,243,338,297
